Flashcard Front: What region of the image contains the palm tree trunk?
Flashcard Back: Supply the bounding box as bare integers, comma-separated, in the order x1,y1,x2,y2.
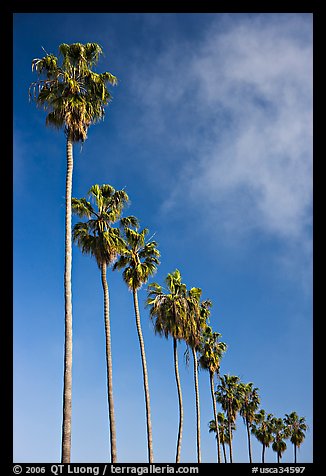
246,418,253,463
210,371,221,463
192,347,201,464
173,338,183,463
227,402,233,463
262,443,265,463
133,289,154,463
101,262,117,463
222,442,227,463
294,443,297,464
61,137,74,463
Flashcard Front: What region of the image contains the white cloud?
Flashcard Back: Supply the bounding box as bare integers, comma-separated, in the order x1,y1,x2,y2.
130,14,313,243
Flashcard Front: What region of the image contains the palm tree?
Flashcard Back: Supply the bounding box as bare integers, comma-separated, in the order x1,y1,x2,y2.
209,412,235,463
72,184,137,463
283,412,307,463
113,225,160,463
271,417,290,463
251,409,275,463
239,382,260,463
30,43,117,463
183,287,207,464
216,374,241,463
147,269,188,463
199,324,227,463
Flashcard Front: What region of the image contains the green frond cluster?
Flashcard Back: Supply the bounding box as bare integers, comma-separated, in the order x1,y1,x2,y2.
238,382,260,424
251,410,275,448
72,184,131,268
113,225,160,291
216,375,242,422
284,412,308,448
30,42,118,142
147,269,190,341
199,325,227,374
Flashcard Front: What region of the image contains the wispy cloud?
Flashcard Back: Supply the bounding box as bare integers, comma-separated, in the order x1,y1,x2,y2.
130,14,312,245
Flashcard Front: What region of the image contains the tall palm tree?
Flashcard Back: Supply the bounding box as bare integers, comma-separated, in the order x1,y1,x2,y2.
147,269,188,463
271,417,290,463
238,382,260,463
199,324,227,463
283,412,307,463
183,287,207,464
251,409,275,463
113,225,160,463
209,412,235,463
216,374,241,463
72,184,137,463
30,43,117,463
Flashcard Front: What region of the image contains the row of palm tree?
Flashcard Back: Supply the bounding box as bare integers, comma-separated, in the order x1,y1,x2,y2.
71,188,308,464
252,410,308,464
70,183,226,463
213,376,260,463
209,378,307,464
30,42,307,464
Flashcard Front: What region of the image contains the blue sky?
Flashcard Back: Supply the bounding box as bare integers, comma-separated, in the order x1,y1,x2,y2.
13,13,313,463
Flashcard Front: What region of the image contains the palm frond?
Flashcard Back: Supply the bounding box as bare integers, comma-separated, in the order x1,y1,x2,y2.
72,197,94,218
120,215,139,230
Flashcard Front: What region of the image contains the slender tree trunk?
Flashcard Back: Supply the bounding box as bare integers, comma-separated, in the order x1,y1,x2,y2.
133,289,154,463
262,443,265,463
101,262,117,463
210,371,221,463
246,418,253,463
227,402,233,463
294,444,297,464
222,442,227,463
173,338,183,463
61,137,74,463
192,347,201,464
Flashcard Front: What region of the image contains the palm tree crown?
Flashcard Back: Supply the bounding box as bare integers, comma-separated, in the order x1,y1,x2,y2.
183,287,205,352
30,42,117,142
72,184,137,265
216,374,242,423
199,325,227,375
147,269,188,340
114,226,160,291
271,417,290,463
239,383,260,424
283,412,307,463
251,409,275,463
